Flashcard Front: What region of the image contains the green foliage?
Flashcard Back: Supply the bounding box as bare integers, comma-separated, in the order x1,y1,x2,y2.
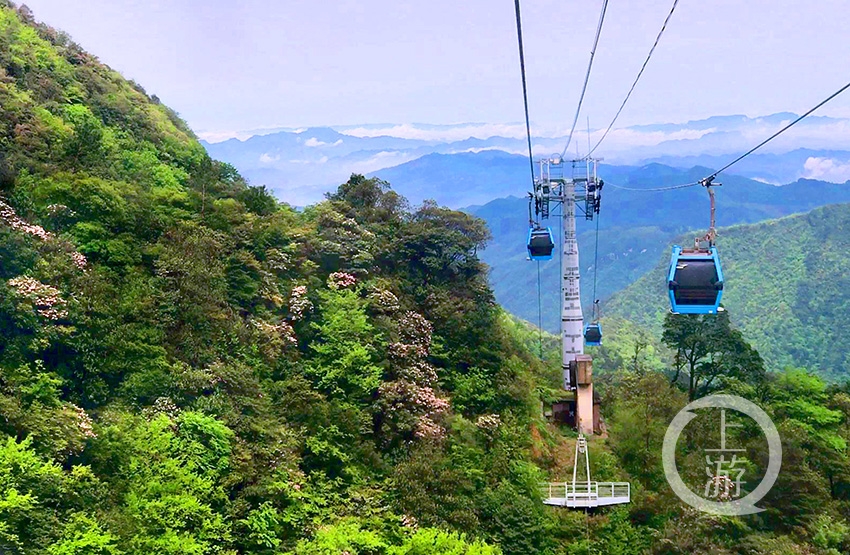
608,372,687,490
307,287,383,402
390,528,501,555
810,514,850,554
47,513,122,555
291,519,387,555
62,104,107,165
103,413,233,554
0,435,100,553
477,480,553,555
289,519,501,555
661,311,765,400
240,501,282,551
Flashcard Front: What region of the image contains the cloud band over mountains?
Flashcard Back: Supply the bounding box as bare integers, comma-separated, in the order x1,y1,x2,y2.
201,113,850,206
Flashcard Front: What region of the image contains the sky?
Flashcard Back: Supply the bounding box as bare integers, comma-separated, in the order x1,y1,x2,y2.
18,0,850,141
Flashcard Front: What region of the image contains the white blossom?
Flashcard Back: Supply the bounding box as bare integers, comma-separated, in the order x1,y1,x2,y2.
7,276,68,320
328,271,356,290
289,285,312,320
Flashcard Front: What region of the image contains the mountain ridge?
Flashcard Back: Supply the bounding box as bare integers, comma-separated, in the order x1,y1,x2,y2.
606,202,850,379
0,3,564,552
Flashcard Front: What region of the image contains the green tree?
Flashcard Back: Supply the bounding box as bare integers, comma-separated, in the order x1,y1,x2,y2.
391,528,501,555
291,519,387,555
48,513,122,555
62,105,105,167
608,371,687,490
662,311,765,400
307,287,383,403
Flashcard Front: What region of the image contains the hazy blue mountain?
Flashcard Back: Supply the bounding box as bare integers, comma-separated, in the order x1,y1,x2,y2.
202,114,850,206
372,151,531,207
375,149,850,224
466,162,850,332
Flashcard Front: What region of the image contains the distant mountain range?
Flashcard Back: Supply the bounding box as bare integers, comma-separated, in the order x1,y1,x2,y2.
202,114,850,206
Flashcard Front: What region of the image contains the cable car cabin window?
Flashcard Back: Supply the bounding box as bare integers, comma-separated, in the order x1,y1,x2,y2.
584,323,602,345
673,259,718,304
527,227,555,260
667,246,724,314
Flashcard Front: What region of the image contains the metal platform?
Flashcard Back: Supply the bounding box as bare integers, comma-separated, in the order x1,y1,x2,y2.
541,481,631,508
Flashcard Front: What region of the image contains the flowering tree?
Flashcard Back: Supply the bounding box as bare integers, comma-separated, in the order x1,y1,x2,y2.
377,311,450,444
1,199,87,269
7,275,68,320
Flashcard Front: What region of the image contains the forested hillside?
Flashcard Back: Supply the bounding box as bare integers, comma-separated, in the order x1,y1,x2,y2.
4,3,850,554
0,3,567,552
607,202,850,380
467,163,850,332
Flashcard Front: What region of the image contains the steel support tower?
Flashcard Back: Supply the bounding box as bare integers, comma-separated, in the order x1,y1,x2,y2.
533,158,630,508
532,157,600,435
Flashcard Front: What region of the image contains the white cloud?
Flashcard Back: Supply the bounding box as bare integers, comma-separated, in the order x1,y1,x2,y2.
750,177,779,185
802,157,850,183
586,127,718,150
198,130,255,143
449,147,528,155
304,137,343,147
199,126,306,143
336,122,726,156
202,116,850,165
259,153,280,164
199,122,714,148
340,123,533,142
286,156,329,165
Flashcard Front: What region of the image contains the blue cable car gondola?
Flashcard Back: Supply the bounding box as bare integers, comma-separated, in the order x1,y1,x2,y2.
527,226,555,260
667,245,724,314
584,322,602,346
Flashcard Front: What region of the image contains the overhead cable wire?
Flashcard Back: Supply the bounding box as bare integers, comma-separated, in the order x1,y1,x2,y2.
591,208,600,307
561,0,610,159
605,180,700,192
536,261,544,358
587,0,680,157
514,0,536,191
606,78,850,193
515,0,545,357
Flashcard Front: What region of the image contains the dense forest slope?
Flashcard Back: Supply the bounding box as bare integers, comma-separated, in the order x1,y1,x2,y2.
466,163,850,332
607,202,850,380
0,3,567,552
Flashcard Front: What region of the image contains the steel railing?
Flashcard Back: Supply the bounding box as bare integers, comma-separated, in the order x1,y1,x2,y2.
540,482,630,501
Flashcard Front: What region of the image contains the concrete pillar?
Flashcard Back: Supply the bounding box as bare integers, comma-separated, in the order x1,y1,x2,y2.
574,355,594,436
